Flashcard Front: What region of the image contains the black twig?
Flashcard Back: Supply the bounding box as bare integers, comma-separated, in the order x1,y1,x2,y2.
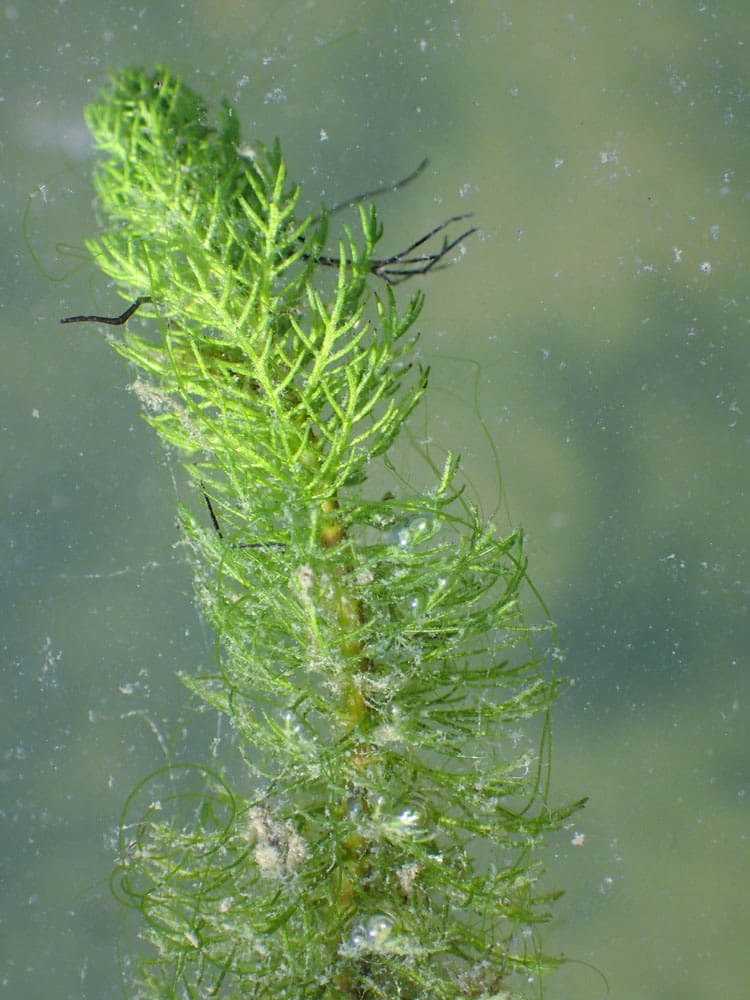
314,214,477,285
202,487,284,551
313,158,430,223
60,295,153,326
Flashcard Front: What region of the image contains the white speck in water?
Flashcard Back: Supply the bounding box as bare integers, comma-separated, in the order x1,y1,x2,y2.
264,88,286,105
38,637,62,689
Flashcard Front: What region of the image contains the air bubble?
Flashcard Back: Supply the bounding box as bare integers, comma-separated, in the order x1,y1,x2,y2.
367,914,393,945
395,515,432,547
348,928,366,951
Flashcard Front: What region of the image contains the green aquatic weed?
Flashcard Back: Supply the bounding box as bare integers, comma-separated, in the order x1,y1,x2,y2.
64,65,583,999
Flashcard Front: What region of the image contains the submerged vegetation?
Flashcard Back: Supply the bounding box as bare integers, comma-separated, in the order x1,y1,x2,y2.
63,65,583,998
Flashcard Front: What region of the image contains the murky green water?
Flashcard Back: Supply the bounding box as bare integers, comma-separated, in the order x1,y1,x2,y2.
2,2,747,997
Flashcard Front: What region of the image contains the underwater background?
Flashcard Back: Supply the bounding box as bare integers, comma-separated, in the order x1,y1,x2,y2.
2,2,747,997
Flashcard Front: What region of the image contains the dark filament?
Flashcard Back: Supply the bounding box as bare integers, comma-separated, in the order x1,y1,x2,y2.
314,214,476,284
202,488,284,550
60,295,153,326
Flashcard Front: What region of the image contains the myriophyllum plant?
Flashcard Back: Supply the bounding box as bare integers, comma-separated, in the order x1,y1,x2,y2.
63,65,583,999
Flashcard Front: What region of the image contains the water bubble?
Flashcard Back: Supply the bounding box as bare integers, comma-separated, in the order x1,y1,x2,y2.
395,515,432,547
348,928,366,951
367,914,392,945
408,593,425,613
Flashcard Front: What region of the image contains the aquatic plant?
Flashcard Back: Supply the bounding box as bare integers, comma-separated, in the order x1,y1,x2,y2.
63,65,583,999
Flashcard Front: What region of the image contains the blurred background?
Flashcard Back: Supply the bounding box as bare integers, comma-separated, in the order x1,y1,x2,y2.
2,2,747,997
